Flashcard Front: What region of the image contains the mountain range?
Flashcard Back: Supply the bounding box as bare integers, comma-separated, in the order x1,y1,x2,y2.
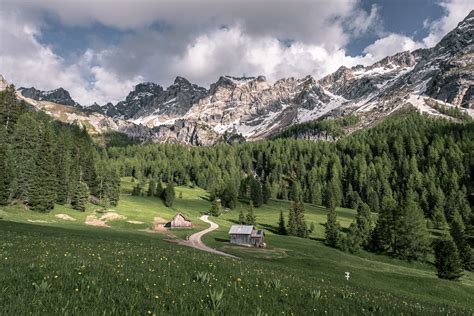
1,10,473,145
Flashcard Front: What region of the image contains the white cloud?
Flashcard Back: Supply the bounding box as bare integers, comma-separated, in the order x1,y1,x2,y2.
363,0,472,61
0,0,471,105
363,34,424,60
0,10,140,105
422,0,473,47
170,26,372,84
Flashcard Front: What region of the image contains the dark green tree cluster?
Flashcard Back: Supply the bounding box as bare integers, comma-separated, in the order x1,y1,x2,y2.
245,202,256,226
163,183,175,207
209,199,223,217
287,200,308,238
0,86,120,211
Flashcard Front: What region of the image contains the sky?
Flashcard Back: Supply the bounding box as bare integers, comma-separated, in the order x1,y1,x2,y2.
0,0,472,105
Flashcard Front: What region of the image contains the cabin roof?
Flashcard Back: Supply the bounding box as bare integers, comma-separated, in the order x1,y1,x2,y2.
229,225,254,235
251,229,264,237
173,212,191,221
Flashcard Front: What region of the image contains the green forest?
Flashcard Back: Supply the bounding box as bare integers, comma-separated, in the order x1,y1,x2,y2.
0,86,120,212
105,109,473,271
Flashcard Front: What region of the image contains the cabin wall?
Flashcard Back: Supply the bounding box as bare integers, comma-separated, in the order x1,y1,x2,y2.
170,215,192,228
230,234,251,245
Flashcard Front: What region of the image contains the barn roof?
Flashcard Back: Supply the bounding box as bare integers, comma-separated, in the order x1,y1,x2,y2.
229,225,254,235
251,229,264,237
173,212,191,221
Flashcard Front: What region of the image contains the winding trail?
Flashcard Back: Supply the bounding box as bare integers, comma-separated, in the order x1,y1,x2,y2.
181,215,236,258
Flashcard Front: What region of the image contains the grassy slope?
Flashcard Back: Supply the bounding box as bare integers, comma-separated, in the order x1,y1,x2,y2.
1,178,473,315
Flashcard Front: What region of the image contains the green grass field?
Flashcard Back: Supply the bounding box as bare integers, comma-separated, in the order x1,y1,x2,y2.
1,178,473,315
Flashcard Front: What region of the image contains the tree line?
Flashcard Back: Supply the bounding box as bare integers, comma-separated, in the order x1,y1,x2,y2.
0,86,120,212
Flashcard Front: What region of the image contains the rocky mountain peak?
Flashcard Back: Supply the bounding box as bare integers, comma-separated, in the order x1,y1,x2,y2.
433,10,473,57
371,51,418,69
173,76,192,86
18,86,78,106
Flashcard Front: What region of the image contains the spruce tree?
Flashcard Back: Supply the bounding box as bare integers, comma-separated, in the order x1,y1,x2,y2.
394,197,430,261
155,181,163,198
0,85,26,134
221,180,238,209
148,179,156,197
0,128,10,205
325,207,341,248
277,209,287,235
29,122,57,211
433,238,463,280
346,202,373,252
238,208,245,224
209,199,222,217
287,204,297,236
71,181,89,212
371,192,397,252
250,178,263,207
245,201,256,226
450,213,473,271
164,182,175,207
262,179,272,204
11,114,38,203
293,200,308,238
55,133,72,205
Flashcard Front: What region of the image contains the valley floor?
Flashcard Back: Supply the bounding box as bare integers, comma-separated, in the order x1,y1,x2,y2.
1,178,473,315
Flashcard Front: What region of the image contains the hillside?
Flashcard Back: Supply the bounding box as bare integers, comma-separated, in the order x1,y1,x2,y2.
1,178,473,315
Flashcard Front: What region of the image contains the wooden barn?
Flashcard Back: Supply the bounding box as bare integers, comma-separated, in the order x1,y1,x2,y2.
167,212,192,229
228,225,265,247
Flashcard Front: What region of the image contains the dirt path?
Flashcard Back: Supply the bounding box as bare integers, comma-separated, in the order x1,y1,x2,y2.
179,215,236,258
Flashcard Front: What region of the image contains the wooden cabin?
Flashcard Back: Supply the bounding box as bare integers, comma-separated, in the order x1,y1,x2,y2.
228,225,265,247
167,212,192,229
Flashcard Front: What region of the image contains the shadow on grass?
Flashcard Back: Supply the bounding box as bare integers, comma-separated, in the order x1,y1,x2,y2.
259,223,278,234
214,237,229,243
199,195,211,202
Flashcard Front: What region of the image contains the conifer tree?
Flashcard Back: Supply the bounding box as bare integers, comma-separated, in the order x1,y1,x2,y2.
238,208,245,224
394,197,430,261
155,180,163,198
371,192,397,252
345,202,372,252
11,113,38,203
277,209,287,235
71,181,89,212
55,133,72,205
262,179,272,204
310,182,322,205
221,180,238,209
29,122,57,211
0,128,10,205
287,204,297,236
250,178,263,207
290,180,303,202
433,238,463,280
450,212,473,271
325,207,342,248
245,201,256,226
0,85,26,134
209,199,222,216
164,182,175,207
148,179,156,197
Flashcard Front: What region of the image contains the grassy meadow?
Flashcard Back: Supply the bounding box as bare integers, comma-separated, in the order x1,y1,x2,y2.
1,178,473,315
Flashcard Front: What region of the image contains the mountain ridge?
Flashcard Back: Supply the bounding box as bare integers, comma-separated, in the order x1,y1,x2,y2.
2,10,473,145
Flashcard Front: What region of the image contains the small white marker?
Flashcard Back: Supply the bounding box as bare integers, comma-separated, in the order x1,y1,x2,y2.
344,272,350,281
